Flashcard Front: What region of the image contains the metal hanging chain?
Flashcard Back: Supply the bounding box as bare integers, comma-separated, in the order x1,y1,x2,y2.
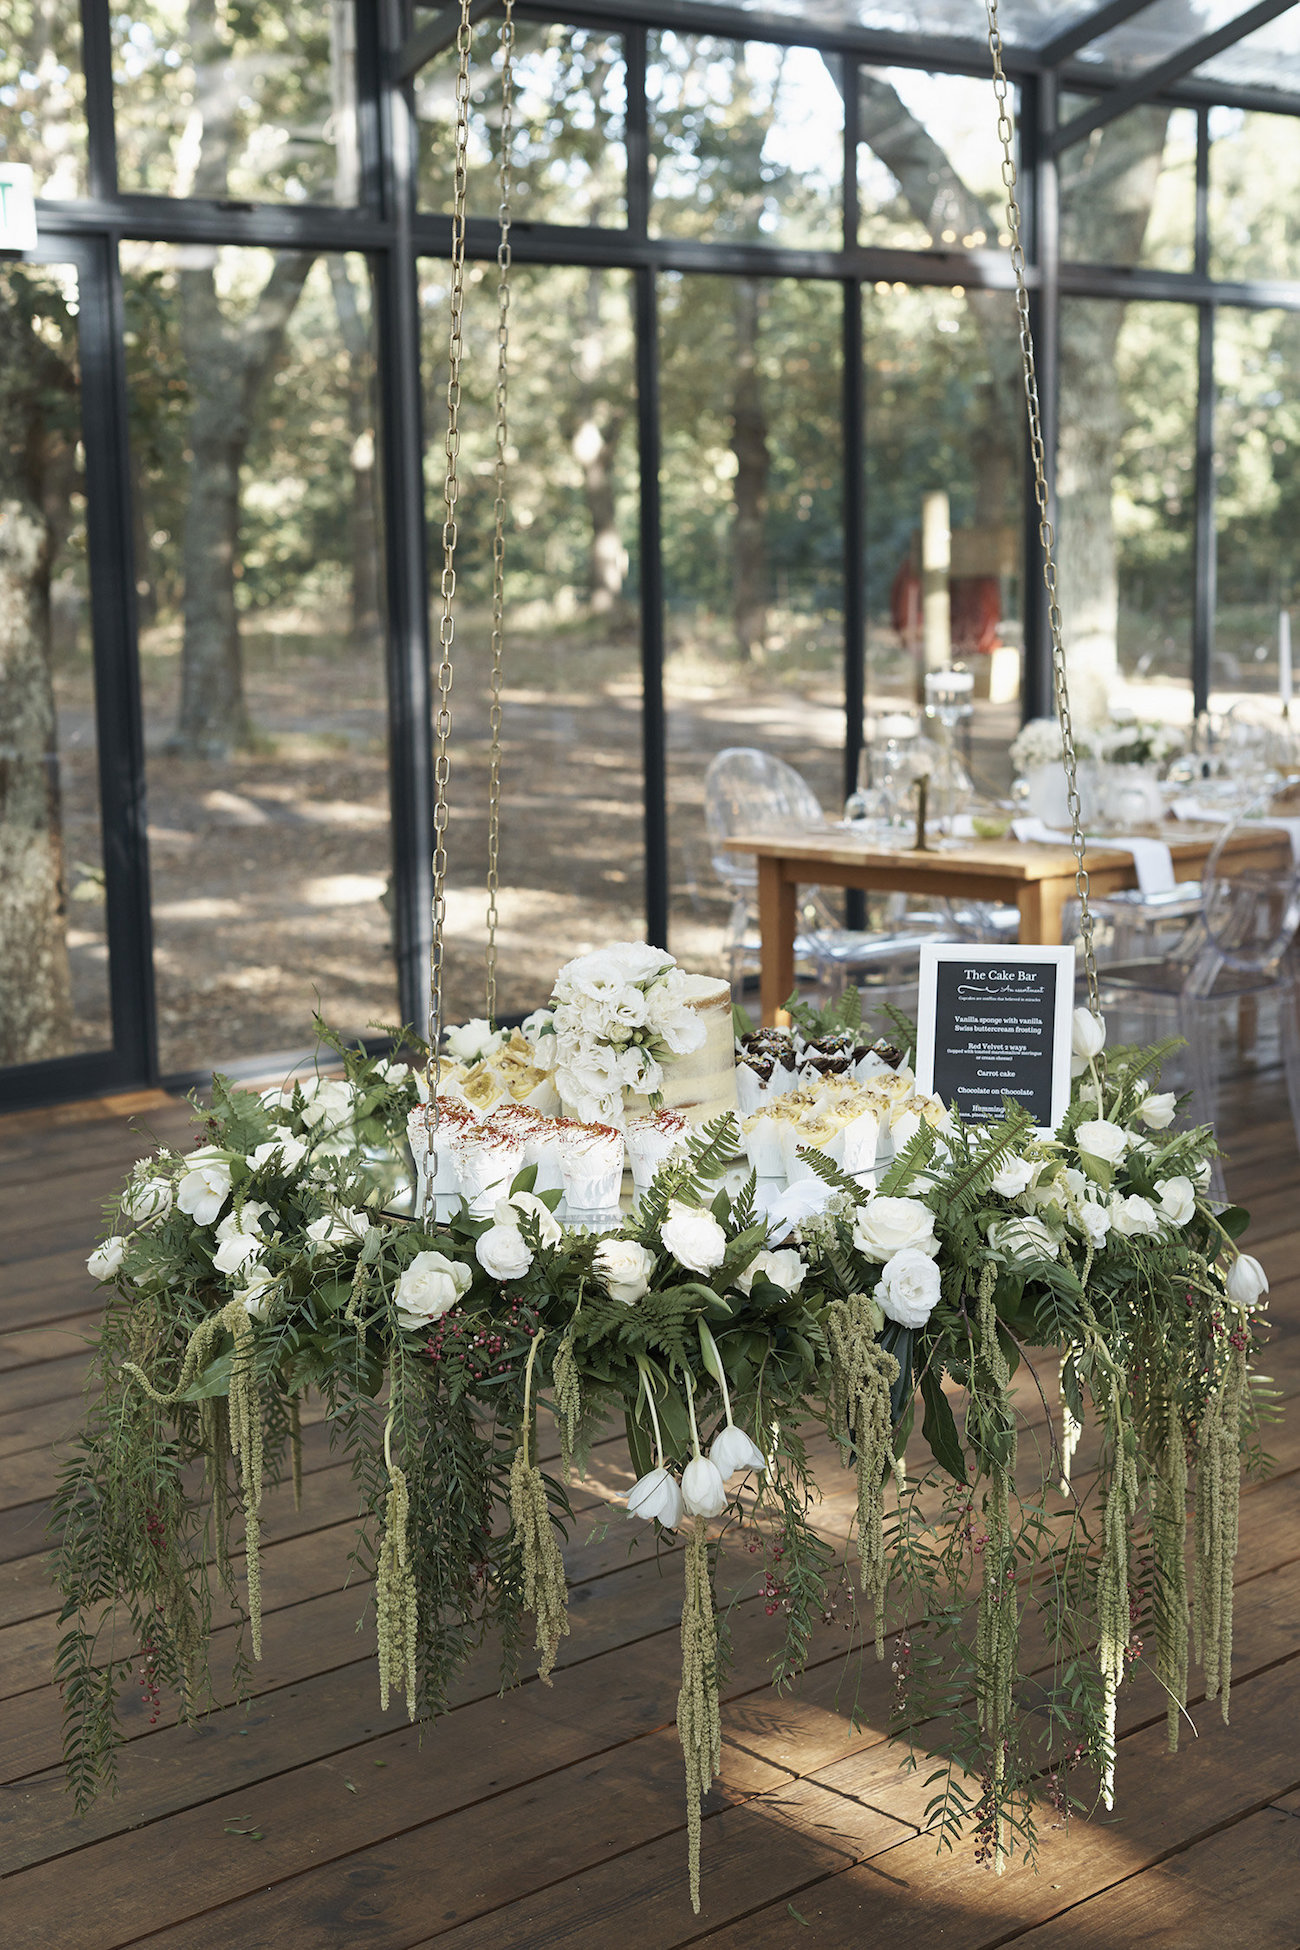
425,0,476,1140
484,0,516,1026
984,0,1101,1018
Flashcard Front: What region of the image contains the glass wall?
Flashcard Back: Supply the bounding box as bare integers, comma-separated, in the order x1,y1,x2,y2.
122,243,394,1075
1213,306,1300,702
858,68,1012,251
0,261,109,1067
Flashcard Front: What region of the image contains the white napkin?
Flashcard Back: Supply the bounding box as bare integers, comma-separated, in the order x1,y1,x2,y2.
1174,801,1300,863
1254,816,1300,862
1011,817,1175,895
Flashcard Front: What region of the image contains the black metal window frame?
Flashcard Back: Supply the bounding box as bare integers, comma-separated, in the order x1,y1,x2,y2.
7,0,1300,1110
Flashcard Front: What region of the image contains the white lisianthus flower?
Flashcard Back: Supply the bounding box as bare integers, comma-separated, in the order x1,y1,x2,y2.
558,942,674,992
176,1150,234,1226
681,1454,729,1517
1110,1193,1162,1238
989,1215,1061,1263
306,1208,372,1254
875,1246,943,1328
852,1195,938,1262
556,1043,625,1123
990,1157,1036,1199
87,1235,127,1281
475,1223,534,1281
1227,1253,1269,1308
619,1045,663,1096
661,1200,728,1275
445,1018,505,1064
593,1237,657,1305
236,1263,278,1322
249,1134,308,1174
122,1175,172,1225
1075,1119,1129,1167
394,1250,472,1329
299,1078,355,1131
1155,1176,1196,1226
1070,1008,1106,1070
520,1008,559,1068
736,1248,805,1296
644,968,707,1055
710,1424,766,1480
497,1191,562,1250
1138,1091,1177,1130
626,1465,683,1527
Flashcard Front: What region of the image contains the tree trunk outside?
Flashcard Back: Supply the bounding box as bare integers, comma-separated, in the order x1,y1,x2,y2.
731,277,770,663
569,270,627,614
0,278,74,1063
327,256,383,652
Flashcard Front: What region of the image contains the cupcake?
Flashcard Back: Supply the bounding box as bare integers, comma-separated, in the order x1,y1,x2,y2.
451,1118,526,1214
407,1097,476,1207
742,1104,790,1180
625,1108,689,1195
559,1118,626,1220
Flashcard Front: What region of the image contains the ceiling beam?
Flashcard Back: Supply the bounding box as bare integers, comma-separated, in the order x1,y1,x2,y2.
1036,0,1160,71
1049,0,1300,150
393,0,498,82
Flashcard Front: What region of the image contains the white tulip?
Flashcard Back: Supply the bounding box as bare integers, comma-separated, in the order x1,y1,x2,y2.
852,1195,938,1262
236,1263,278,1322
660,1200,728,1275
710,1423,766,1480
1155,1176,1196,1226
475,1223,534,1281
306,1208,372,1254
876,1246,943,1328
87,1235,127,1281
1138,1092,1177,1130
249,1134,308,1174
394,1250,472,1329
1227,1253,1269,1309
593,1237,657,1305
736,1248,805,1296
176,1153,233,1226
1071,1008,1106,1061
681,1454,729,1518
122,1176,172,1225
626,1466,683,1528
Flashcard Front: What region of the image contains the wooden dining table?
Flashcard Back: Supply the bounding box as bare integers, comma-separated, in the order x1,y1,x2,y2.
726,823,1294,1024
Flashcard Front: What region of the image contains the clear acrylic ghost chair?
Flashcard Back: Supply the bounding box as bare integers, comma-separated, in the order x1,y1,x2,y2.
1096,816,1300,1195
704,746,959,1005
1062,884,1203,968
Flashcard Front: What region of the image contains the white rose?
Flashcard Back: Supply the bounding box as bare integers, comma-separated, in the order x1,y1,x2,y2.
593,1238,657,1304
1155,1176,1195,1226
852,1195,938,1262
306,1208,372,1253
176,1152,234,1226
876,1246,943,1328
475,1223,534,1281
394,1250,472,1329
236,1263,278,1322
497,1192,562,1250
1075,1120,1129,1167
736,1248,805,1296
990,1157,1036,1199
1110,1193,1162,1238
660,1200,728,1275
299,1077,355,1131
87,1235,127,1281
1227,1253,1268,1308
988,1215,1061,1263
445,1018,505,1064
1077,1199,1111,1247
249,1134,308,1174
1138,1091,1177,1130
122,1176,172,1225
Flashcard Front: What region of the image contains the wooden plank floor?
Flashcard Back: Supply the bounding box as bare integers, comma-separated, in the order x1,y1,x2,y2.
1,1076,1298,1947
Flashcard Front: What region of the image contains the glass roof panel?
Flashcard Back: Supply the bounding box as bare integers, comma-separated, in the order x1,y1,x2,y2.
1193,7,1300,90
1078,0,1265,74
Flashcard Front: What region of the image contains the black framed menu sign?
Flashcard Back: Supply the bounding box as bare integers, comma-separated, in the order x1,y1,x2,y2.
914,944,1076,1134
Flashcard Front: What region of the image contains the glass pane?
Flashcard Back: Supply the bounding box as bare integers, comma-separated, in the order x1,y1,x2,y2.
421,258,641,1020
858,69,1012,253
1209,110,1300,282
113,2,360,204
1060,101,1197,272
0,2,86,197
1080,0,1245,76
1195,10,1300,93
659,272,844,969
0,261,110,1066
1213,307,1300,705
418,23,626,226
1059,298,1197,725
865,284,1023,792
121,244,394,1074
648,36,843,246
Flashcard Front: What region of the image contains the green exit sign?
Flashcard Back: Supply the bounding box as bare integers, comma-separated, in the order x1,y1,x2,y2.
0,166,38,251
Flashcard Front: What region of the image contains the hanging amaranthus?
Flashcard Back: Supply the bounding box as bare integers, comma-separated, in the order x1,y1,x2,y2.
1194,1336,1247,1719
678,1515,722,1915
376,1415,418,1720
551,1327,583,1474
1095,1378,1138,1810
824,1294,900,1656
973,1263,1018,1872
508,1327,570,1683
1150,1389,1189,1752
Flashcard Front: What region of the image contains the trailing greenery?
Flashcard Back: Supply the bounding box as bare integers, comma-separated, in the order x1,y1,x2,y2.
53,1018,1271,1905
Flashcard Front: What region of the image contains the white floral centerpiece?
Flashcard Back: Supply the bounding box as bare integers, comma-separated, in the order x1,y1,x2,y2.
550,942,706,1125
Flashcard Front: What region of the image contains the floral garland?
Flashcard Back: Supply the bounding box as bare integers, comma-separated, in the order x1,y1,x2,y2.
56,1011,1271,1904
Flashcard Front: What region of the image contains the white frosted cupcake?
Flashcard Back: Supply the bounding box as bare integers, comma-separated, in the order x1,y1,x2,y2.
407,1098,476,1206
625,1108,689,1194
742,1105,789,1180
451,1120,526,1215
559,1119,625,1219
